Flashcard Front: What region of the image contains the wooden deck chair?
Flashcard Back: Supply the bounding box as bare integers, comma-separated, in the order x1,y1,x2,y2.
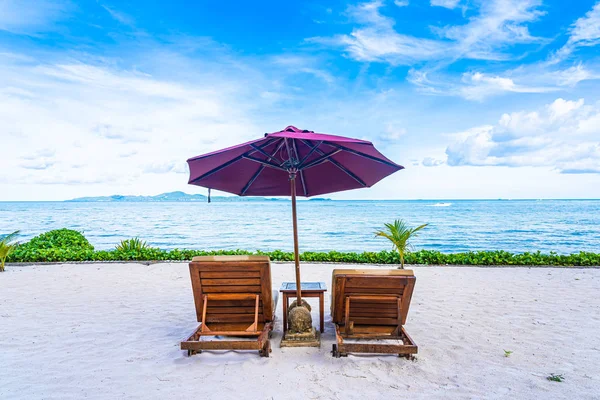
330,269,418,358
181,255,276,357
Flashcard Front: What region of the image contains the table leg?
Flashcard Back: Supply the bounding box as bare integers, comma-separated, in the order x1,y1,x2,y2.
282,294,288,333
319,293,324,333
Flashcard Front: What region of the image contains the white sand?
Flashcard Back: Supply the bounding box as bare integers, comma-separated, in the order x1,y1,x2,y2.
1,263,599,400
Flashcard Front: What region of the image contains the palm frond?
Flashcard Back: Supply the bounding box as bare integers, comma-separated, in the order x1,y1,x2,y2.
0,230,20,245
0,230,20,272
374,220,427,268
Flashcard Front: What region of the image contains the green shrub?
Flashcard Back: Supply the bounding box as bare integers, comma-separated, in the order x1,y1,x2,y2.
19,229,94,251
116,238,149,252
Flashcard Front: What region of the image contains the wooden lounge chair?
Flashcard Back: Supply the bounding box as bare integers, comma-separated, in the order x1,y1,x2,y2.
181,255,276,357
330,269,418,358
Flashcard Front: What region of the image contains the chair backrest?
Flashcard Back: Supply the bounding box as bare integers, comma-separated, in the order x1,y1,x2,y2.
188,255,274,324
331,269,416,326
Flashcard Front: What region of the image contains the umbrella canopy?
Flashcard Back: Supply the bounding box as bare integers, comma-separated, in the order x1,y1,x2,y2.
187,126,403,305
187,126,403,197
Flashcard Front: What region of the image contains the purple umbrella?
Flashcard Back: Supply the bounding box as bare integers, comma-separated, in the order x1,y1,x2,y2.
187,126,403,304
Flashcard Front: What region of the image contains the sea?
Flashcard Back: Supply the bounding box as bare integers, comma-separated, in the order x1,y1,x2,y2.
1,200,599,254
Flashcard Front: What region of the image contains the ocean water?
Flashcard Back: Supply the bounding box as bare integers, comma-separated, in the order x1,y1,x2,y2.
1,200,599,254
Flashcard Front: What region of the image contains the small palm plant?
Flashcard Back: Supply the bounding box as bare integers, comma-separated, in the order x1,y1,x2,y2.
375,220,427,269
0,231,20,272
115,237,149,252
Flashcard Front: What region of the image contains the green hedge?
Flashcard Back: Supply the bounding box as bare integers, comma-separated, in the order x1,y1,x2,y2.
5,229,600,266
7,247,600,266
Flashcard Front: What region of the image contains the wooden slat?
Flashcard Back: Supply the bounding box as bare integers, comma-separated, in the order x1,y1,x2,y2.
400,276,416,325
200,271,261,279
346,309,398,318
345,277,410,289
206,307,258,314
190,262,263,271
203,322,266,331
205,293,259,300
202,285,262,293
207,300,263,307
201,278,261,286
338,342,418,355
182,340,263,350
350,302,397,309
259,263,273,321
347,295,400,301
351,317,399,325
347,325,397,335
332,275,346,323
344,288,404,295
189,268,204,322
207,314,265,323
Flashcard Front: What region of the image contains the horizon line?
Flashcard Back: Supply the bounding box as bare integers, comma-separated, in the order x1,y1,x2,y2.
2,198,600,202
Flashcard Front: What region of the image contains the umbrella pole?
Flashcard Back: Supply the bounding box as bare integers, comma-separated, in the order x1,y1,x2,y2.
290,175,302,305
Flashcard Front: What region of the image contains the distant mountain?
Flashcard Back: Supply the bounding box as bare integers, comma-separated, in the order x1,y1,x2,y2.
66,191,289,202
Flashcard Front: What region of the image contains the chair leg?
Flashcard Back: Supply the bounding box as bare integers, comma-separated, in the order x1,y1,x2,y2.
259,340,271,357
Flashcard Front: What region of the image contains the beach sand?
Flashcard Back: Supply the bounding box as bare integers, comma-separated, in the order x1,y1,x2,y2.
1,263,599,400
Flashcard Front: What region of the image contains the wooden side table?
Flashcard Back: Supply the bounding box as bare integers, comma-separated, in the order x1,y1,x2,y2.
280,282,327,333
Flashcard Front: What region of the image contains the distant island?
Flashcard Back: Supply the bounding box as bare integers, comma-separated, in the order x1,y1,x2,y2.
66,191,331,202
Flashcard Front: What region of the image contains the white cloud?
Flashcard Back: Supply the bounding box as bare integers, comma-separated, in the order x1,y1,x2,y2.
309,0,447,65
433,0,546,60
309,0,600,100
0,53,268,197
0,42,420,200
547,98,585,122
442,98,600,173
101,5,135,26
422,157,445,166
430,0,460,9
311,0,546,66
394,0,409,7
0,0,71,34
458,72,556,100
408,63,599,100
270,55,335,83
569,2,600,45
20,160,56,170
378,124,407,142
143,162,188,174
553,2,600,61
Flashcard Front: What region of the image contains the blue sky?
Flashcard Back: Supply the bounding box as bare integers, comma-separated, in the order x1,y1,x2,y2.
1,0,600,200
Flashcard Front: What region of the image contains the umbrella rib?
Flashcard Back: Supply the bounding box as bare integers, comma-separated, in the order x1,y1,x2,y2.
242,155,287,171
240,165,265,195
300,140,367,187
189,137,277,162
241,138,286,195
298,140,323,167
250,143,279,162
325,142,402,169
189,138,280,183
329,158,367,187
291,139,308,196
189,154,245,184
298,149,341,170
299,169,307,196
